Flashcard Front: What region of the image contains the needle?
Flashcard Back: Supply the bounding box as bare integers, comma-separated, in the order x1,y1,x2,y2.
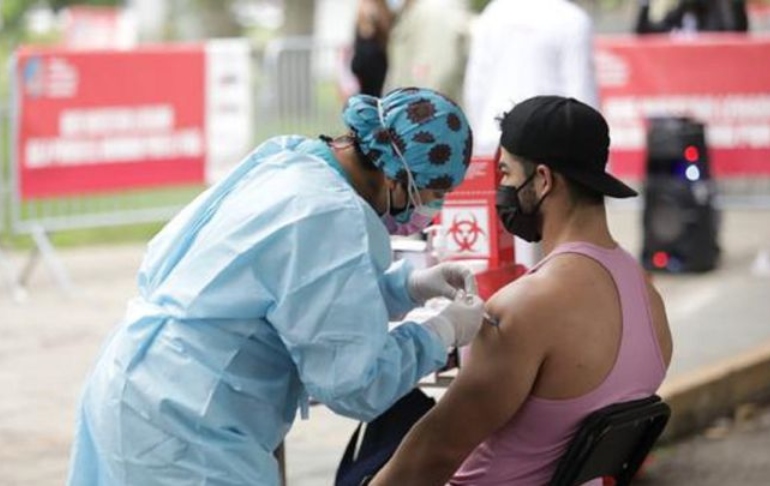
458,290,498,327
483,312,500,327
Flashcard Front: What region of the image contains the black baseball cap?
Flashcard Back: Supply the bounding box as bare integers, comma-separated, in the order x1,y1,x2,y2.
499,95,637,198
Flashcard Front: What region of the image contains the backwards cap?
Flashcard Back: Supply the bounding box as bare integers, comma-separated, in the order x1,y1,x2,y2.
499,95,637,198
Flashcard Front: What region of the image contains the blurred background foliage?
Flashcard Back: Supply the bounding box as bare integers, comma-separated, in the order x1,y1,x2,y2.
2,0,121,36
3,0,770,42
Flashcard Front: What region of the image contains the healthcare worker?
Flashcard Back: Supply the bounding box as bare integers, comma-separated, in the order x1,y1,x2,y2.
67,87,484,485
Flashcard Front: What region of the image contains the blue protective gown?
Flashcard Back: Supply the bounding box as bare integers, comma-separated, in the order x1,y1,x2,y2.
67,136,448,485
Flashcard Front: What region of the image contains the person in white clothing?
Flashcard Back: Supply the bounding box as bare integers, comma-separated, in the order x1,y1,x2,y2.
384,0,473,106
463,0,599,267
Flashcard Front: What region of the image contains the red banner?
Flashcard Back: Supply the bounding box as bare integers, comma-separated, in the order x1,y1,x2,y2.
597,34,770,179
15,45,206,199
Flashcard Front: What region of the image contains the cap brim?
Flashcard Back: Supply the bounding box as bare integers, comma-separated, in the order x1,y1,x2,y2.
560,168,638,198
599,175,639,198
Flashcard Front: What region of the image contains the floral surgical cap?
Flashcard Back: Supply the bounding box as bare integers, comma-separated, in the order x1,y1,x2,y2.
342,87,473,191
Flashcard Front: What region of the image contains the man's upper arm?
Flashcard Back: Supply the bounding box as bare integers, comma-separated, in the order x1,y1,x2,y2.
372,280,552,485
429,282,549,453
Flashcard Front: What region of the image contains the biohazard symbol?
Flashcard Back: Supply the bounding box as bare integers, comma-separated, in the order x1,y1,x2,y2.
447,213,486,252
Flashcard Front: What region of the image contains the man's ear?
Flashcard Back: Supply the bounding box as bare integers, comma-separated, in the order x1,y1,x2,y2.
535,164,554,197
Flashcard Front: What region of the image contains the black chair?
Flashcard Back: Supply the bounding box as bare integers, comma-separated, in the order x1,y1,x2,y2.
549,395,671,486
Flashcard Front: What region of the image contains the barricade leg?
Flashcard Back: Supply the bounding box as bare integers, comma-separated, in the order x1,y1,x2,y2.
0,246,27,302
18,225,75,295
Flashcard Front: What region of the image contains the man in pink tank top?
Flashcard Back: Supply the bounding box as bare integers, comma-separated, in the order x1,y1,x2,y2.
371,96,673,485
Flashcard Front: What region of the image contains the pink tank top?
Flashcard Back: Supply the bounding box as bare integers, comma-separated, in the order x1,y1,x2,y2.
450,242,668,486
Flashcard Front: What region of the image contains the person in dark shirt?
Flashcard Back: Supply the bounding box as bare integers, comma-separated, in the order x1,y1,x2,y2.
635,0,749,34
352,0,394,96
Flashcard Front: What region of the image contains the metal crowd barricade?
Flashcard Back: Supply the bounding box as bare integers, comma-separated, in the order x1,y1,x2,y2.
7,50,207,294
258,36,348,142
5,37,349,296
1,101,26,301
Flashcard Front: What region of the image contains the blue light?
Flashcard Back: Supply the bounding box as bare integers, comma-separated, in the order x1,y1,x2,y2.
668,256,683,273
685,165,701,181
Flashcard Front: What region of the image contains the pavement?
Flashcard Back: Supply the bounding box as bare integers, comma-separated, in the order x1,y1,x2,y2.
1,206,769,485
639,405,770,485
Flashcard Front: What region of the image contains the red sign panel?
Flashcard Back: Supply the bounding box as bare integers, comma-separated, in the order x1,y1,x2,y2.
15,45,206,199
597,35,770,179
441,157,514,269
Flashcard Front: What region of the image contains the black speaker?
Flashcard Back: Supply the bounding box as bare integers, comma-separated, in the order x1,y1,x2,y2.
641,117,720,273
646,117,711,180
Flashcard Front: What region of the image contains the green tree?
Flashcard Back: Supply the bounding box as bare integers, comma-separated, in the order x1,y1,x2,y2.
164,0,242,40
469,0,490,13
1,0,122,35
48,0,122,11
282,0,315,36
1,0,35,33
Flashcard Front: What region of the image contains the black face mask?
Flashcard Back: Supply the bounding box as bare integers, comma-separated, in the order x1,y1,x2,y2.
495,173,547,243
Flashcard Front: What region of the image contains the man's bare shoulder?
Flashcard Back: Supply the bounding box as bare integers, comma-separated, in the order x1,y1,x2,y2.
486,271,550,328
486,253,602,326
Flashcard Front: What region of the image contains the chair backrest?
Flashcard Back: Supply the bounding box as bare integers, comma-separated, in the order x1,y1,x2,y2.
549,395,671,486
